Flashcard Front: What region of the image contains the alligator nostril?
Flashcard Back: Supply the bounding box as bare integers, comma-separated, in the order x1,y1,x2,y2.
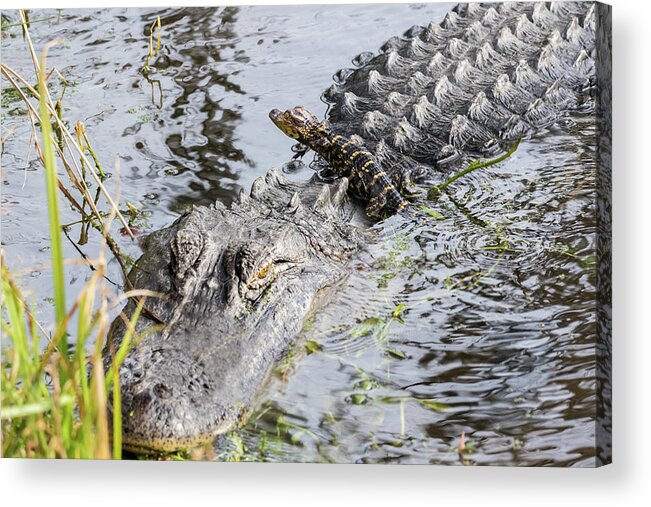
153,383,172,399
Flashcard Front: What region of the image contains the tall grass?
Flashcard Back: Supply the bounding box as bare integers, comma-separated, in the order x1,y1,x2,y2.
37,42,68,357
1,12,149,459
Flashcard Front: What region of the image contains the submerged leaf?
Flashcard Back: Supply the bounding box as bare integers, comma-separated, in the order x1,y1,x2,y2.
305,340,323,355
385,348,407,360
418,399,449,412
350,317,384,338
392,303,407,322
348,393,369,405
418,205,446,220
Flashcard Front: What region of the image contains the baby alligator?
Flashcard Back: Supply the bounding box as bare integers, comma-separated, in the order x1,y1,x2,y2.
270,107,410,218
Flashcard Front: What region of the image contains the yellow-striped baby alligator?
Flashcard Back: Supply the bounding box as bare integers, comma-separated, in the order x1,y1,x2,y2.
270,107,411,218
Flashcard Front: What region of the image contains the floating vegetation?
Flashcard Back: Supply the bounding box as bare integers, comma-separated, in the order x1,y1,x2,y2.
418,205,446,220
140,16,164,108
552,242,598,269
371,234,416,288
428,134,523,201
304,339,323,355
140,16,162,76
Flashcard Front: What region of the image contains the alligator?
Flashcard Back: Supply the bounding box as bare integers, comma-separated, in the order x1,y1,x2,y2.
105,2,609,453
270,107,411,218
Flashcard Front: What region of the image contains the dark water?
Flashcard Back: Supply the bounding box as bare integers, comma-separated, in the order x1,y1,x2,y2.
1,4,599,465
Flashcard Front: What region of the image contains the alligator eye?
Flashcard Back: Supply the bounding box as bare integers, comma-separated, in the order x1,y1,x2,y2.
256,264,270,279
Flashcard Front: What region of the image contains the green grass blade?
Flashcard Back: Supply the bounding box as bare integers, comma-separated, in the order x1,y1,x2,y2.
37,45,68,358
428,134,523,200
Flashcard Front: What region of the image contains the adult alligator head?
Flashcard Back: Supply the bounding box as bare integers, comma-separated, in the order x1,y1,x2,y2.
105,168,358,452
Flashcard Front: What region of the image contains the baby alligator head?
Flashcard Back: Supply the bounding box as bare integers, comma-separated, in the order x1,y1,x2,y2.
105,168,358,453
269,106,329,145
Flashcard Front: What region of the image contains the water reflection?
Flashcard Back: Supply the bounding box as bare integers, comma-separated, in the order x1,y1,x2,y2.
134,6,253,210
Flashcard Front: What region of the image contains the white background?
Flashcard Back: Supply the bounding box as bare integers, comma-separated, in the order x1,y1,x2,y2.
1,0,649,505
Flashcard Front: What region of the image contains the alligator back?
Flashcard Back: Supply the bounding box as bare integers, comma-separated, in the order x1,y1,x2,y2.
324,2,598,168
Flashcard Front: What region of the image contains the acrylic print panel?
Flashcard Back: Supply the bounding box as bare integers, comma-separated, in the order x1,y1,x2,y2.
1,2,611,466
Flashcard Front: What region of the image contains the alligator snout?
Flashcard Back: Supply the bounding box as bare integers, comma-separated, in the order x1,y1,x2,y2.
269,108,282,121
117,348,227,453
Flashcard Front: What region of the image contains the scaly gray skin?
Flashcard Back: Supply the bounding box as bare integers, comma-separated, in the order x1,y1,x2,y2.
323,2,598,173
106,1,606,453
